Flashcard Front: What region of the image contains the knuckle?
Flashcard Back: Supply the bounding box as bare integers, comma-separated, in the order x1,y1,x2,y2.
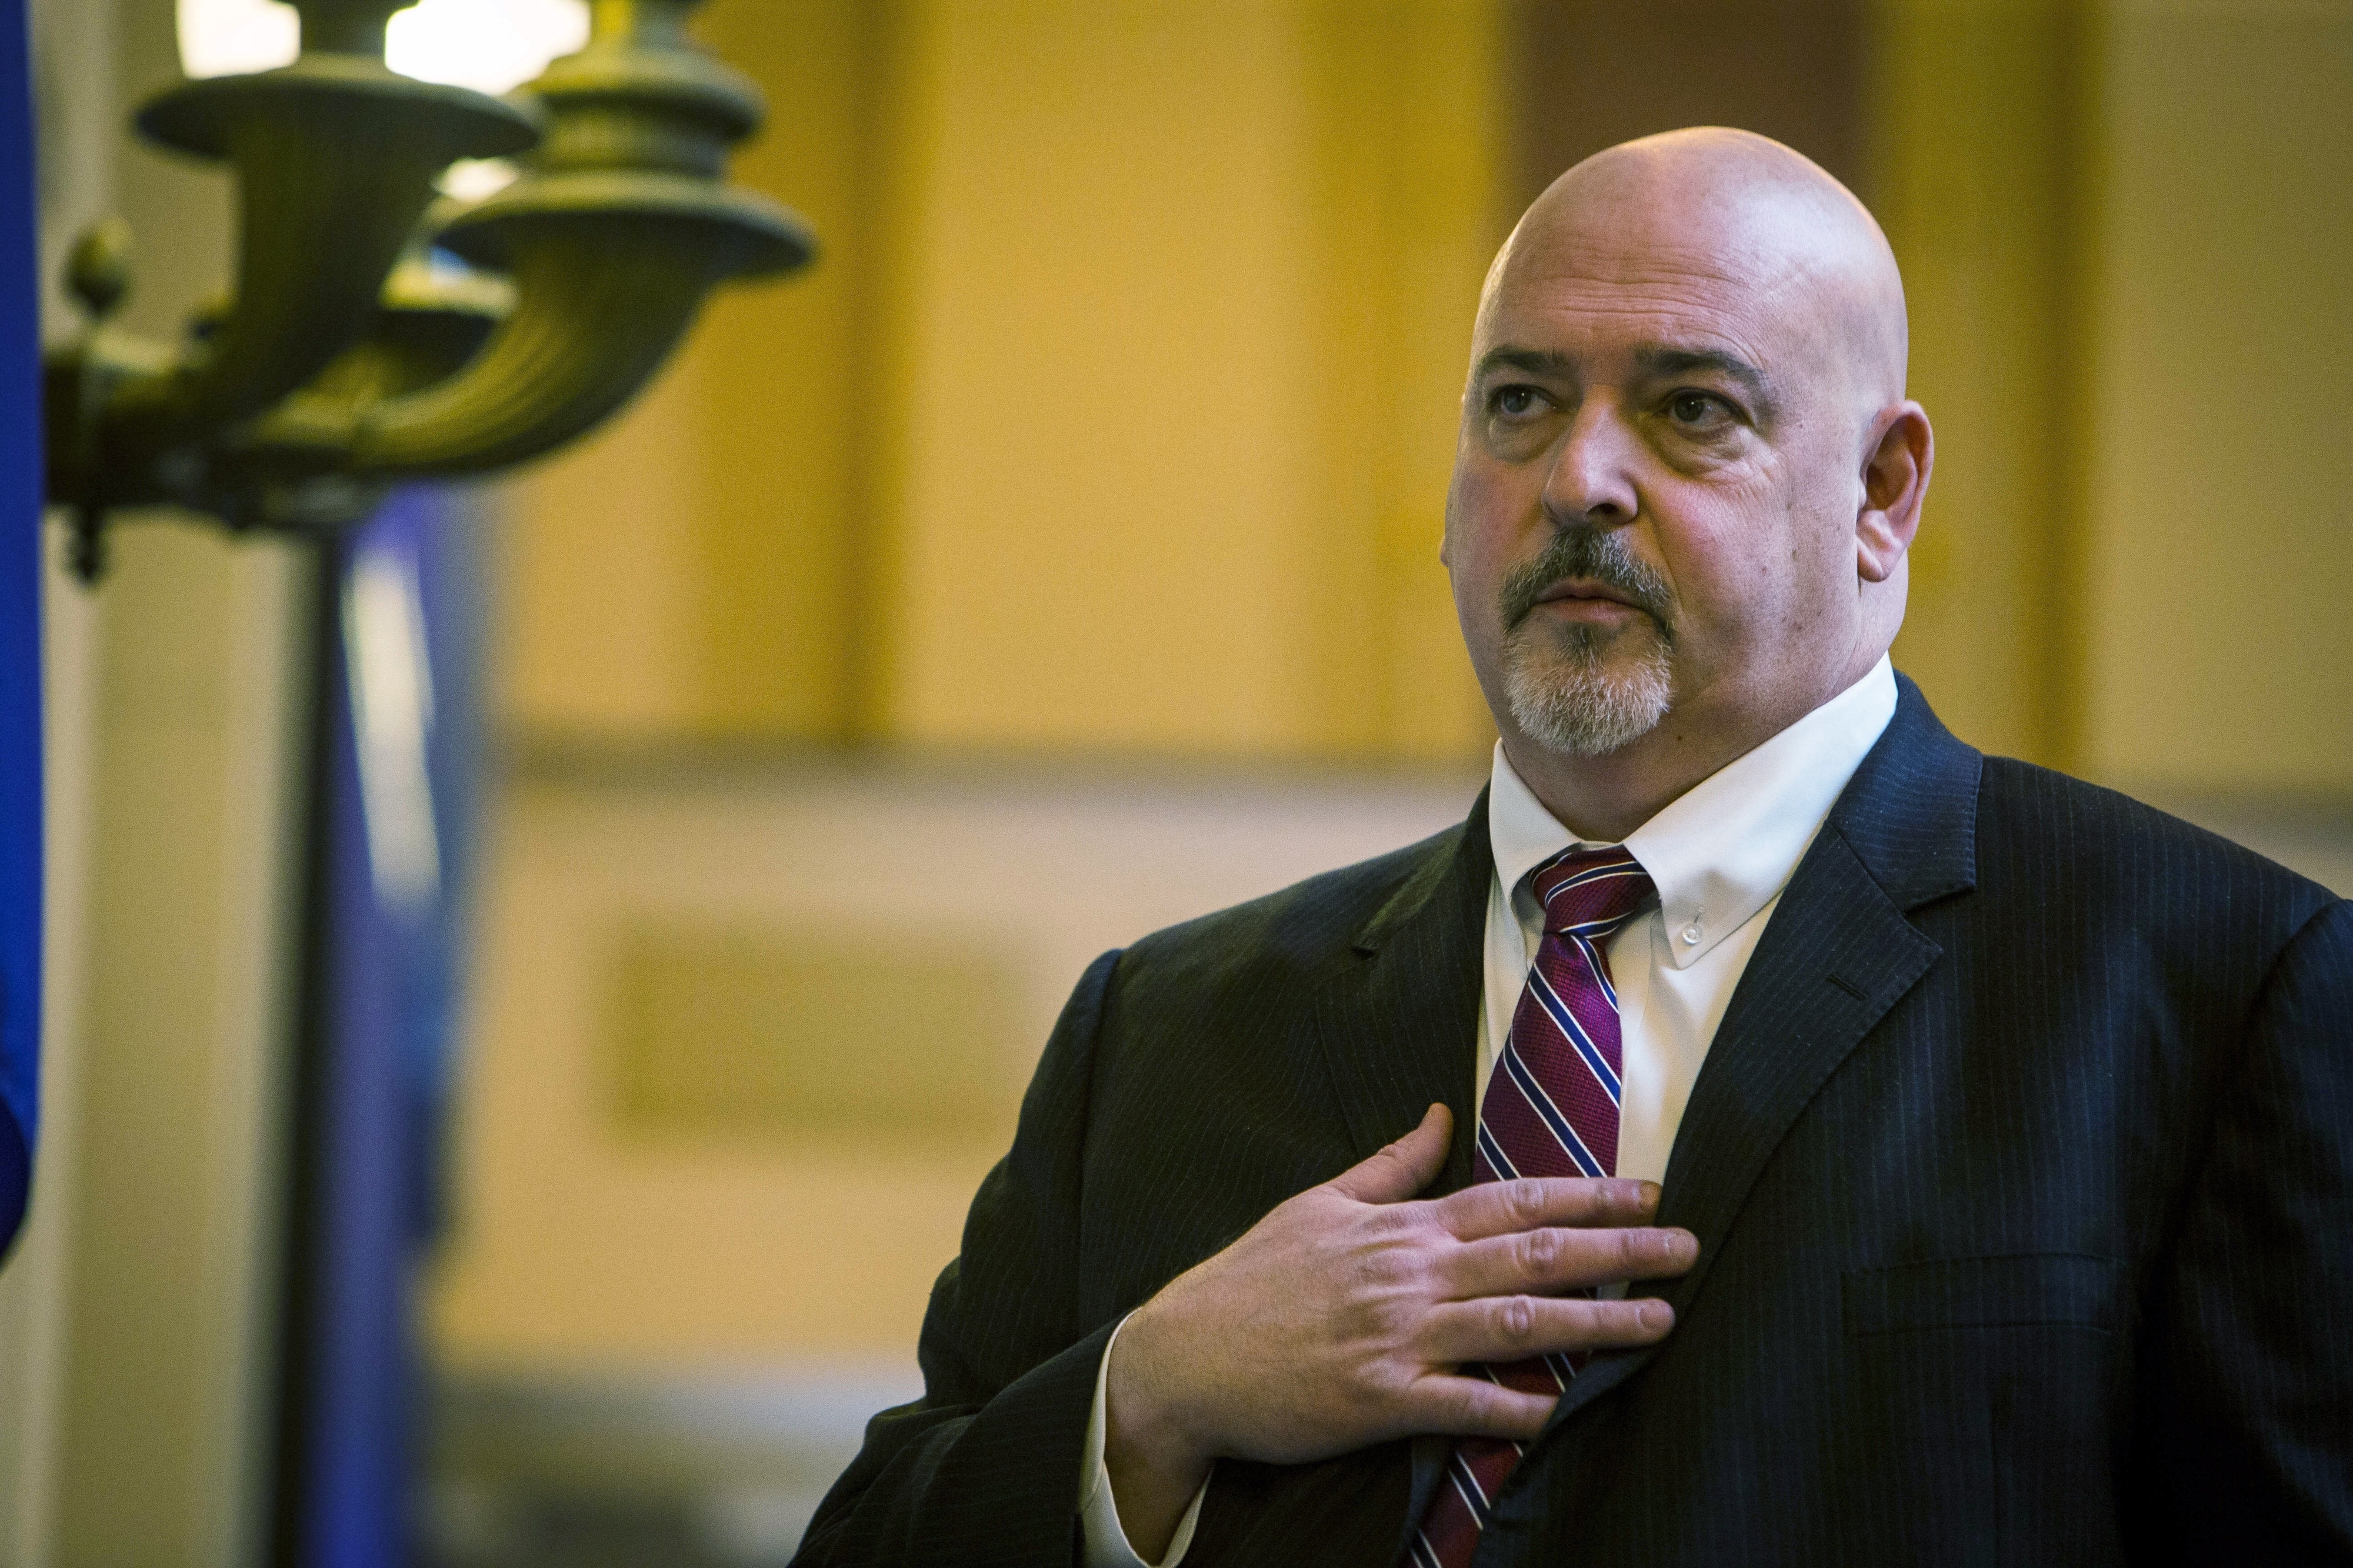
1515,1226,1560,1280
1505,1179,1545,1226
1492,1294,1536,1343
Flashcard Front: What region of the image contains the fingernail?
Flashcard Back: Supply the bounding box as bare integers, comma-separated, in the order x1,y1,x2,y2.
1640,1301,1672,1332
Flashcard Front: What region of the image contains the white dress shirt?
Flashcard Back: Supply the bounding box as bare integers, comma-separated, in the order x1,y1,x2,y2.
1078,659,1899,1567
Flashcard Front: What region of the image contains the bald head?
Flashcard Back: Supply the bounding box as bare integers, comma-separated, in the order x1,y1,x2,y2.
1445,126,1935,835
1481,128,1909,422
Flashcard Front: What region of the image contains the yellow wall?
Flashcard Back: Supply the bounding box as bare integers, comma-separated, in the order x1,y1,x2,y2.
1872,0,2353,793
506,1,2353,793
499,1,895,741
2078,2,2353,793
1872,0,2087,769
498,0,1498,761
884,1,1496,756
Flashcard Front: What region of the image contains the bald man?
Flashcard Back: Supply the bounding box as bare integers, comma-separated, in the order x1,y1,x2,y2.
795,131,2353,1568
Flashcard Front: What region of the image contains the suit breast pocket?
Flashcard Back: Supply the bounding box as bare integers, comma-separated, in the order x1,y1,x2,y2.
1840,1252,2128,1566
1842,1252,2121,1337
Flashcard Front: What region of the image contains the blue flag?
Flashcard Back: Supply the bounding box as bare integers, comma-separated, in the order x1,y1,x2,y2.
0,0,42,1258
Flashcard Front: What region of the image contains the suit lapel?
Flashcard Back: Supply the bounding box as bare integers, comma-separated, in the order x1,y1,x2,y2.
1310,788,1493,1199
1307,793,1493,1542
1545,675,1984,1429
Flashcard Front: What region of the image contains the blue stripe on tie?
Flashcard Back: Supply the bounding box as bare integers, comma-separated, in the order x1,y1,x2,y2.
1541,858,1642,898
1544,1350,1580,1387
1573,930,1619,1010
1410,1532,1445,1568
1476,1119,1522,1181
1545,857,1642,887
1528,963,1622,1103
1500,1047,1605,1178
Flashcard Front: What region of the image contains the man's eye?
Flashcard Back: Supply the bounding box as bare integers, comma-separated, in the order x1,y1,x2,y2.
1492,386,1544,418
1668,391,1725,425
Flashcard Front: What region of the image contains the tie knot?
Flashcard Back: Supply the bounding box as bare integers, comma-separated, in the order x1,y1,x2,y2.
1529,845,1654,936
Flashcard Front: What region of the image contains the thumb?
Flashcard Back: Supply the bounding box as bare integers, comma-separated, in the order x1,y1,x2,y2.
1325,1103,1452,1205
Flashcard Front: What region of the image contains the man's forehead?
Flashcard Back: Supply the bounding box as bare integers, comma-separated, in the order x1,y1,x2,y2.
1474,242,1794,373
1475,206,1889,397
1472,134,1908,401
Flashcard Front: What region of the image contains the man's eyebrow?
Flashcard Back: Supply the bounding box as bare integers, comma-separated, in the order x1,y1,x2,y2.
1634,345,1771,401
1472,346,1577,381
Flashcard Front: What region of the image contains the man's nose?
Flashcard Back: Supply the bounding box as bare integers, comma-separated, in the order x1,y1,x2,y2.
1541,398,1639,528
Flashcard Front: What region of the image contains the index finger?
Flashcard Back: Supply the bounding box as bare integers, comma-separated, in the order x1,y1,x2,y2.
1431,1176,1658,1240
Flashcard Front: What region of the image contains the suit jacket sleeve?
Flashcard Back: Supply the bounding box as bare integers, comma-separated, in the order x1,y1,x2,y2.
2140,897,2353,1562
793,949,1125,1568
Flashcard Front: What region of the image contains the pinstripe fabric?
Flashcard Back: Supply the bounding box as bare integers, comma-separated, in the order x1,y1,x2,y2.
792,676,2353,1567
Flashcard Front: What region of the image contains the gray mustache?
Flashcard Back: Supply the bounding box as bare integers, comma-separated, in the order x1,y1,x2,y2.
1498,528,1675,635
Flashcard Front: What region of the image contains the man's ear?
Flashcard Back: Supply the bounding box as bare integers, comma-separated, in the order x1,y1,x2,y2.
1857,402,1932,584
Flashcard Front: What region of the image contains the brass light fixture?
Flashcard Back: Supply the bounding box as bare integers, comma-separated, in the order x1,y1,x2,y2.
45,0,813,578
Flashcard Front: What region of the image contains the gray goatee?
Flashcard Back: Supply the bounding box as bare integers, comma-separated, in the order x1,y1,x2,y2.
1497,529,1675,756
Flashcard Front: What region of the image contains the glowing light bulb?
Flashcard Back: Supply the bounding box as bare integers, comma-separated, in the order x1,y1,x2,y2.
176,0,298,79
386,0,589,96
177,0,589,94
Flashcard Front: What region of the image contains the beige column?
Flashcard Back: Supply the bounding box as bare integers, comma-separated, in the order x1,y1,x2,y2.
3,2,315,1564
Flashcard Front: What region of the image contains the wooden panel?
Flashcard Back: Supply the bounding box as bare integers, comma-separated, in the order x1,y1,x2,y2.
1504,0,1868,211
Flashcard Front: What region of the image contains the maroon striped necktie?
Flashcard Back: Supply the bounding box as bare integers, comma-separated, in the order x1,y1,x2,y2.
1408,845,1654,1568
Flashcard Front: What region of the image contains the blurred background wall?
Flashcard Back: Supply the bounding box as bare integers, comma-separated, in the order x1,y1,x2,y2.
8,1,2349,1564
452,0,2353,1555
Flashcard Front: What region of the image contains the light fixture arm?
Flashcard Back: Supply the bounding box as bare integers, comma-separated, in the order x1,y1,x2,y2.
45,0,814,575
245,0,808,481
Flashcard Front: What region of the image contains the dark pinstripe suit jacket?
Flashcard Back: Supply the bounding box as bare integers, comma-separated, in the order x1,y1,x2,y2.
796,677,2353,1566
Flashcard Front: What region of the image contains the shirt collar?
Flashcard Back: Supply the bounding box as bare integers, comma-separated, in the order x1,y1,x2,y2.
1487,656,1899,969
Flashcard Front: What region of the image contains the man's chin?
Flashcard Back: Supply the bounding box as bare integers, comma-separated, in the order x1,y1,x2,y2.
1501,645,1675,758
